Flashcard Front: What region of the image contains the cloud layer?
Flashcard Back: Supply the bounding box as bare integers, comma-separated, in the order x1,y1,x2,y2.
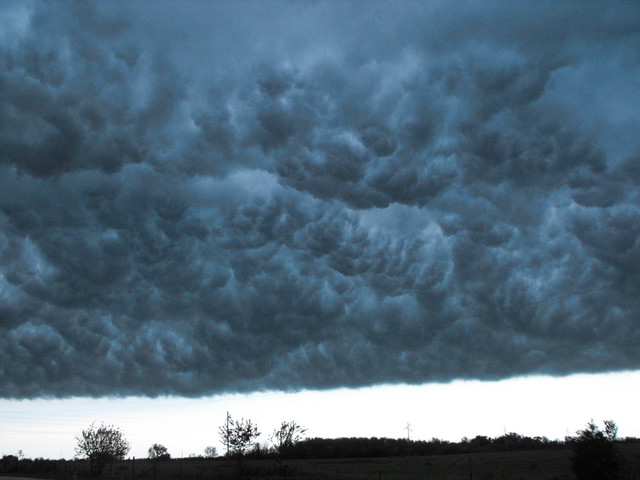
1,1,639,398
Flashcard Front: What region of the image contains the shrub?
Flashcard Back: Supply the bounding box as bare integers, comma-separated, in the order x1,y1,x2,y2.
570,420,621,480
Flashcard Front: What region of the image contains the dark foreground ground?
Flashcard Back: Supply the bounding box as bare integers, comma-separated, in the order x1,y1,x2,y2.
3,443,640,480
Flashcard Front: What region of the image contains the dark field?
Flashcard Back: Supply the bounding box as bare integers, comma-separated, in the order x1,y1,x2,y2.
5,443,640,480
150,444,640,480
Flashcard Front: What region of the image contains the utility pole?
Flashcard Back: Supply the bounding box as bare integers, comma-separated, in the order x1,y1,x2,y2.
225,411,232,456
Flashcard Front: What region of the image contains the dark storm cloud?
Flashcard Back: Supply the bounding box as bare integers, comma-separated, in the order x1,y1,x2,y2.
1,1,639,398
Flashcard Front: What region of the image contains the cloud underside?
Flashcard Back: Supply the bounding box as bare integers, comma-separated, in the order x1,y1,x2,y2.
1,1,639,398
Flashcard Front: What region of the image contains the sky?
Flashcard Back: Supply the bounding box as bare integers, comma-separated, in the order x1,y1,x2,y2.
1,0,639,459
1,372,639,459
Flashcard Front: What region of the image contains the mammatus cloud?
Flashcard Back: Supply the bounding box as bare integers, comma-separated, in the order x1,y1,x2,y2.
1,1,639,398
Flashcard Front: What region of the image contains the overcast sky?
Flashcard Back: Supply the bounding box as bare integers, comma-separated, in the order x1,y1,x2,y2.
1,0,639,407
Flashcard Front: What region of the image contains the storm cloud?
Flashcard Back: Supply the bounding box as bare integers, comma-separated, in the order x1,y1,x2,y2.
1,1,639,398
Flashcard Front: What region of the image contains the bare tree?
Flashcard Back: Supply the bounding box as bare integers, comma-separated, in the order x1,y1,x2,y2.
219,412,234,457
231,418,260,457
270,421,307,455
604,419,618,441
75,422,130,476
219,414,260,458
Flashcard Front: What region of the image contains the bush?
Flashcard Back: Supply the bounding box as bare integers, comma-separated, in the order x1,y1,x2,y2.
148,443,171,460
570,420,621,480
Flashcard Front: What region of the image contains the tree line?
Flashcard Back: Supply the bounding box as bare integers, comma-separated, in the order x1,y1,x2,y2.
1,418,636,479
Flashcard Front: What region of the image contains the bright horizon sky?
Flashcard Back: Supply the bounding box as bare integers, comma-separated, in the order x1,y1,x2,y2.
2,370,639,460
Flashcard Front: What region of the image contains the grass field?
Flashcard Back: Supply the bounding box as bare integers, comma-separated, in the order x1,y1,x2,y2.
84,443,640,480
3,443,639,479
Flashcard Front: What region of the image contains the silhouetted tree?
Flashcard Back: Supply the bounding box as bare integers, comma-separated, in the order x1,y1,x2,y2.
148,443,171,460
270,421,307,455
219,412,234,456
1,454,19,473
75,422,130,476
219,414,260,457
570,420,621,480
204,446,218,458
231,418,260,456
